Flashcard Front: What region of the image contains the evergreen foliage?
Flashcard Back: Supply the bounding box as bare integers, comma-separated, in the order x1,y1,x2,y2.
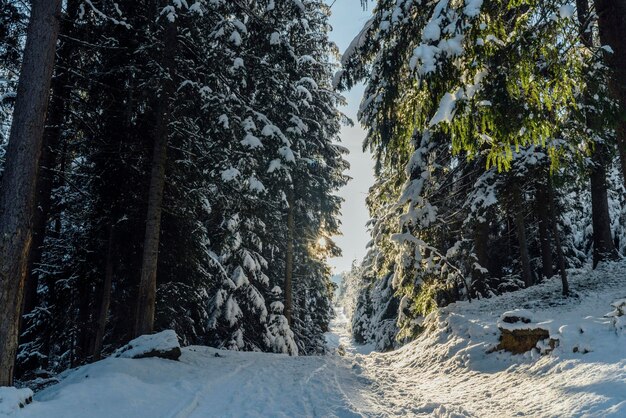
337,0,625,347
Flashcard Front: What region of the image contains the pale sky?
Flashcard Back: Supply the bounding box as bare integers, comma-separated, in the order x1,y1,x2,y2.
327,1,375,274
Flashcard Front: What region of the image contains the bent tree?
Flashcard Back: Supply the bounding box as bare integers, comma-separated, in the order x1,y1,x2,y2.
0,0,62,385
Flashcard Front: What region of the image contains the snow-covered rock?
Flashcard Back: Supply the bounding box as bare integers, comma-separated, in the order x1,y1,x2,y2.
607,299,626,334
114,330,181,360
497,309,538,329
495,309,557,354
0,387,33,414
607,299,626,318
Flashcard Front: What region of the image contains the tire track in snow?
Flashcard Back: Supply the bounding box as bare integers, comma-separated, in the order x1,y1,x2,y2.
169,358,249,418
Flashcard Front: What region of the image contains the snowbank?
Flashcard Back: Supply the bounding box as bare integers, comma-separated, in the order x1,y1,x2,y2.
113,330,181,360
0,387,33,415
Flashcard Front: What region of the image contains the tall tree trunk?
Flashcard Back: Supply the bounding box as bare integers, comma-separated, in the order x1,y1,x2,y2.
577,0,619,267
535,186,554,279
590,148,619,267
21,0,77,332
594,0,626,183
512,184,533,287
547,178,570,296
134,21,177,338
91,225,115,361
74,271,92,366
284,188,295,327
0,0,62,386
471,219,490,297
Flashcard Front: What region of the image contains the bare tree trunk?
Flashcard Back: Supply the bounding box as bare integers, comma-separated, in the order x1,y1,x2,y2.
0,0,62,386
535,186,554,279
284,188,295,327
134,21,177,338
547,178,570,296
594,0,626,183
512,185,533,288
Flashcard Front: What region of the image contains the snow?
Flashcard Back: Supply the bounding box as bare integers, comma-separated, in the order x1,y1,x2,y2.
232,57,244,70
247,176,266,193
429,90,461,126
240,133,262,149
341,17,375,66
0,388,33,415
497,309,551,331
325,307,376,356
13,349,370,417
9,263,626,417
423,19,442,42
559,4,575,19
221,167,240,182
464,0,483,17
355,262,626,416
269,32,280,45
113,330,180,359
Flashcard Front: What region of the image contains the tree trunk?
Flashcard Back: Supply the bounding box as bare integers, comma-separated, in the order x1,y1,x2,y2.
512,185,533,288
577,0,620,268
535,186,554,279
590,146,619,267
284,188,295,327
0,0,62,386
134,21,177,338
547,178,570,296
91,225,115,361
21,0,76,330
471,219,490,297
594,0,626,184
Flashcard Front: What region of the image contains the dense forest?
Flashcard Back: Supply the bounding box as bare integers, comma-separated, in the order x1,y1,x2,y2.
1,0,347,386
1,0,625,404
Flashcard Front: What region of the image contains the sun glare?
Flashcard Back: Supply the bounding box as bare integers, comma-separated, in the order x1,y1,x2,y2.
317,237,327,248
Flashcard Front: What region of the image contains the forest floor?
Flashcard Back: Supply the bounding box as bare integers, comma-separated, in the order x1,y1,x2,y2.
4,262,626,417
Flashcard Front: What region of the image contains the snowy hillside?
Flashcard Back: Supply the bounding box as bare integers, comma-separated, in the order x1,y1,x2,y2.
3,262,625,417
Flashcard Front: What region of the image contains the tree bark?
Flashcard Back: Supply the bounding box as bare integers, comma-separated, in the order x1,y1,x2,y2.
134,21,177,338
21,0,77,331
284,188,295,327
590,146,619,267
0,0,62,386
547,178,569,296
594,0,626,184
535,186,554,279
577,0,620,267
91,225,115,361
512,185,533,288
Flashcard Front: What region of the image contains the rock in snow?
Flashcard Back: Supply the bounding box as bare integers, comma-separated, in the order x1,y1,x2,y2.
0,387,33,414
495,310,558,354
113,330,181,360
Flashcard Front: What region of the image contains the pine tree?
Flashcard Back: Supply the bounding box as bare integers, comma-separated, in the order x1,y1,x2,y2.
0,0,62,386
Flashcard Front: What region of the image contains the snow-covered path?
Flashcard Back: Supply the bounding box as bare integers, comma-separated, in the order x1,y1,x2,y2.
12,312,378,418
16,345,374,418
8,263,626,417
325,306,375,356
